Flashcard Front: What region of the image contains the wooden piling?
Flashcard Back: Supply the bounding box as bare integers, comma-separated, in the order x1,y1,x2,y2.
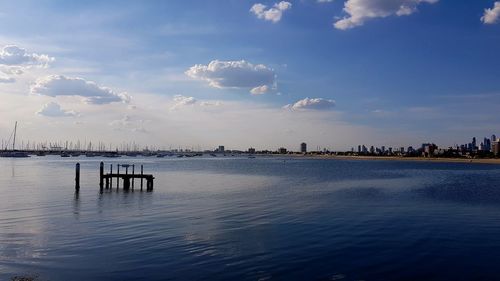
75,163,80,191
141,165,144,189
109,164,113,188
132,165,135,189
117,164,120,188
99,162,104,189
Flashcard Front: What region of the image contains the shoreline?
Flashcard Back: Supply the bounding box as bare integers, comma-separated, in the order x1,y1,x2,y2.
281,154,500,165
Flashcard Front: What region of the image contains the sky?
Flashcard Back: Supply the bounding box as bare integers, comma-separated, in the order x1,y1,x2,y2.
0,0,500,151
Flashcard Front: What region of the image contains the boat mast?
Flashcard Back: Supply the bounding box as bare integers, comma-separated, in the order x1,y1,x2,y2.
12,121,17,150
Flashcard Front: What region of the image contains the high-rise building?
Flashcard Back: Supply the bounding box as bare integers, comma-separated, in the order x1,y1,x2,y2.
218,145,225,153
493,140,500,156
300,142,307,153
357,145,361,153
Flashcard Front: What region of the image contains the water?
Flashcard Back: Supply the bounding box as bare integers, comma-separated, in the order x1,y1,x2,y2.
1,156,500,281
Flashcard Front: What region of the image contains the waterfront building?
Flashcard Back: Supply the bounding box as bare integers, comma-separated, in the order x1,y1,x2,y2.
493,140,500,156
278,147,287,154
248,147,256,154
218,145,225,153
301,142,307,153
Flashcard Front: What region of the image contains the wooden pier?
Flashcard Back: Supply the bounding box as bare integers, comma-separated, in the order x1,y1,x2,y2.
98,162,154,191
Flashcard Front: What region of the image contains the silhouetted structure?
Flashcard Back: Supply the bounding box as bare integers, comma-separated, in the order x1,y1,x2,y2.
99,162,154,191
301,142,307,153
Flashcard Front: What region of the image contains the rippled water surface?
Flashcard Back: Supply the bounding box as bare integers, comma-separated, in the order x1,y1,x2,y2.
1,156,500,281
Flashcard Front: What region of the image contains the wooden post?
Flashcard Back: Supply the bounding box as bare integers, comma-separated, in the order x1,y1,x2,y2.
75,163,80,191
123,177,130,190
141,165,144,189
99,162,104,189
109,164,113,188
132,165,135,189
117,165,120,188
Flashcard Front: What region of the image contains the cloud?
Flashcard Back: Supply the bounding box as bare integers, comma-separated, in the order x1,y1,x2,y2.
0,45,54,67
317,0,334,2
334,0,438,30
36,102,77,117
250,85,270,95
31,75,130,105
186,60,276,94
284,97,336,111
109,115,147,132
482,2,500,24
250,1,292,23
200,101,222,107
1,66,24,75
171,95,197,110
0,76,15,83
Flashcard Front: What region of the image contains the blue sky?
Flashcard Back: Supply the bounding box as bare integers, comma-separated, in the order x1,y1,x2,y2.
0,0,499,150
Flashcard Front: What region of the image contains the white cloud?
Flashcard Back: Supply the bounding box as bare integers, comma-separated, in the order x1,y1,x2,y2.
36,102,77,117
31,75,130,105
250,1,292,23
284,97,336,111
0,76,15,83
250,85,270,95
1,66,24,75
186,60,276,94
109,115,148,132
171,95,197,110
482,2,500,24
0,45,54,67
334,0,438,30
200,101,222,107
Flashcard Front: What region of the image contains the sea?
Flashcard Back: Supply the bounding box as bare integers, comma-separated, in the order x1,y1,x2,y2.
1,155,500,281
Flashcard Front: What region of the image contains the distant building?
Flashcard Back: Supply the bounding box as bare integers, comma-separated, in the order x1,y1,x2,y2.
300,142,307,153
422,143,438,157
248,147,256,154
493,140,500,156
217,146,225,153
278,147,287,154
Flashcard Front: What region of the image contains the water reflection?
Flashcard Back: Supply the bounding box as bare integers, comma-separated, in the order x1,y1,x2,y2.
73,192,80,218
1,157,500,281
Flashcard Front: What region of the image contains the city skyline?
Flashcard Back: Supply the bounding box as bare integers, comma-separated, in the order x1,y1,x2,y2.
1,1,500,150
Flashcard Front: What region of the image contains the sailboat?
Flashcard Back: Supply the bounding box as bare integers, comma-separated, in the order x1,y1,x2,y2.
0,122,30,158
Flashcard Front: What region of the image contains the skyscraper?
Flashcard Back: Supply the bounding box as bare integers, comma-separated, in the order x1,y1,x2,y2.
300,142,307,153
